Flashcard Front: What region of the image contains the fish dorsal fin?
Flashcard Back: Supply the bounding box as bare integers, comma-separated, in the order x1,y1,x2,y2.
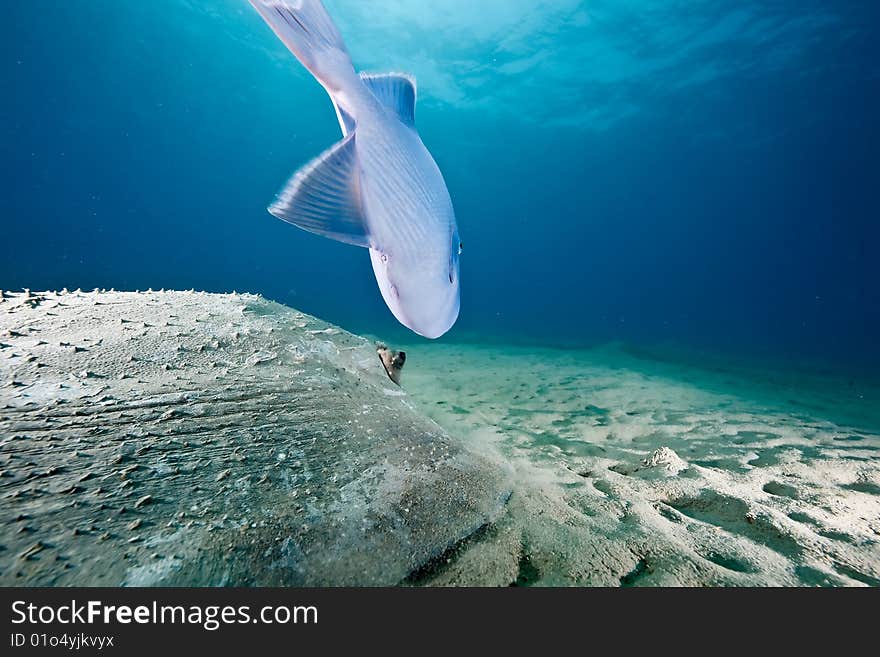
360,72,416,127
268,131,369,247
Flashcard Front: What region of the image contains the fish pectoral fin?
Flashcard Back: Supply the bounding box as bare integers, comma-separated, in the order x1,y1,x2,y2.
360,72,416,128
268,131,369,247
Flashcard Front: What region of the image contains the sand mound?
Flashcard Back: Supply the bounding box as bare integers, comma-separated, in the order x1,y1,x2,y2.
0,290,510,586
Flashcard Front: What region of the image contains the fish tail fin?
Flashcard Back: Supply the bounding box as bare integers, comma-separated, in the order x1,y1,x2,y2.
249,0,356,93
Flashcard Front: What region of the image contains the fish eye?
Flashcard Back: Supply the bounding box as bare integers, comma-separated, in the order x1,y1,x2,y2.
380,253,388,263
458,241,463,255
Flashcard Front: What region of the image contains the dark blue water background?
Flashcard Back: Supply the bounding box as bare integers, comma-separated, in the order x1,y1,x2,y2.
3,1,878,373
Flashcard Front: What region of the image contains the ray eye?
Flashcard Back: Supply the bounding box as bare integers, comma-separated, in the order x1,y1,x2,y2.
458,242,463,255
380,253,388,263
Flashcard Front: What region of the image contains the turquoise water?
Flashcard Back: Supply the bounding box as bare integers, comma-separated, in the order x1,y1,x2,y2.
3,1,879,372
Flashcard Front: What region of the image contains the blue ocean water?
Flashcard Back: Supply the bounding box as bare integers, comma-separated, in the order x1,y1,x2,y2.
3,0,879,372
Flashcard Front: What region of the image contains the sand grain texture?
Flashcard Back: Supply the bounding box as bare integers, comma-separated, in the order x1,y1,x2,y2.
399,343,880,587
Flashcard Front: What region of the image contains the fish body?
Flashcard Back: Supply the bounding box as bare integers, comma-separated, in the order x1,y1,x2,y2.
250,0,461,338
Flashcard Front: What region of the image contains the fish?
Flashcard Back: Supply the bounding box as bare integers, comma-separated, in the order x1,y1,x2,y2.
249,0,462,339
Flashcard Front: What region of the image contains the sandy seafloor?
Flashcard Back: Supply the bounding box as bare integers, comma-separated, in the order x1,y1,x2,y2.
2,289,878,586
393,341,880,586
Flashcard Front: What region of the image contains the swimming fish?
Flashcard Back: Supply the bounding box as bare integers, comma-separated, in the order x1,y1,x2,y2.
249,0,462,339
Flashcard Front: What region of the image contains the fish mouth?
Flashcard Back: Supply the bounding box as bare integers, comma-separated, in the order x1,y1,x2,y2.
368,249,459,339
409,324,448,340
395,286,460,339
